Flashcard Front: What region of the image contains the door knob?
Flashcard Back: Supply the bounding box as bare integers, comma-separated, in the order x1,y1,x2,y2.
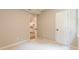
56,29,59,31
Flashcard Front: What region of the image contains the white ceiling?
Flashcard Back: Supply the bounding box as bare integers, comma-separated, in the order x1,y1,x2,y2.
24,9,45,14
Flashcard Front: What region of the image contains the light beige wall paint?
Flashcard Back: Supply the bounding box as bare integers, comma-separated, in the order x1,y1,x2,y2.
78,10,79,49
0,10,30,47
37,10,55,40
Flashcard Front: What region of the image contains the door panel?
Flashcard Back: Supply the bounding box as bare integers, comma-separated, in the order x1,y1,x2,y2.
55,10,76,46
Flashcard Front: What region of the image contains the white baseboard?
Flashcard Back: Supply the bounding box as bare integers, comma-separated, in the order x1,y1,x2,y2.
0,40,27,50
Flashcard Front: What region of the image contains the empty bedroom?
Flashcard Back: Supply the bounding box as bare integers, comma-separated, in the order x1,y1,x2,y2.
0,9,78,50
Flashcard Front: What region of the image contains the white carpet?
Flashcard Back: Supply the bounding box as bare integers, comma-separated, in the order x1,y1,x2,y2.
4,39,70,50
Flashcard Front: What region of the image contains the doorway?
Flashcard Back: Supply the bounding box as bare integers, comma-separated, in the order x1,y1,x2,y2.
29,14,37,40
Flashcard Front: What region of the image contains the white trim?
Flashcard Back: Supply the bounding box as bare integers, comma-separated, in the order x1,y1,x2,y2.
0,40,27,50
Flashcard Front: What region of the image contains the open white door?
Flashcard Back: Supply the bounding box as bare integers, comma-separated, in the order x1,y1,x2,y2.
55,10,76,46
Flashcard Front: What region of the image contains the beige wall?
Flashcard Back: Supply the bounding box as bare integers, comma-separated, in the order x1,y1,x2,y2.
37,10,55,40
78,10,79,49
0,10,30,47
